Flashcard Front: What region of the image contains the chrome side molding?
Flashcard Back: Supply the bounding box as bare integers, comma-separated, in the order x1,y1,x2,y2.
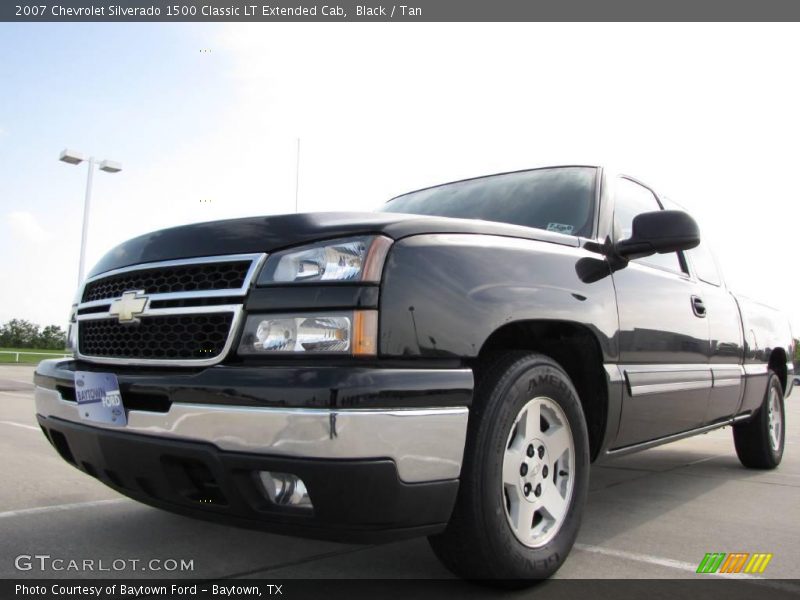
622,363,748,397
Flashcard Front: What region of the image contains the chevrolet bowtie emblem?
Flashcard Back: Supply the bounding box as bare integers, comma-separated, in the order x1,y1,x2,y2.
109,290,149,323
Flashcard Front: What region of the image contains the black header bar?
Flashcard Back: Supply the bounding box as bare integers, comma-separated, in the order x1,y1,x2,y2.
4,0,800,22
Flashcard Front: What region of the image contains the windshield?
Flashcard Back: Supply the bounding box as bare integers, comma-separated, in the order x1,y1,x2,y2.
381,166,597,237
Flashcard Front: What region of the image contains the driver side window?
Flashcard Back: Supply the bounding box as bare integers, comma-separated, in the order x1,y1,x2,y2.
614,178,685,274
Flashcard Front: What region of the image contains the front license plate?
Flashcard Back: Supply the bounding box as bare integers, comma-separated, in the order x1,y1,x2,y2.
74,371,127,427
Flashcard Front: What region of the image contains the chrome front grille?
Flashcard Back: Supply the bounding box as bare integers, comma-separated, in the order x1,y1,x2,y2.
82,260,252,303
75,253,266,366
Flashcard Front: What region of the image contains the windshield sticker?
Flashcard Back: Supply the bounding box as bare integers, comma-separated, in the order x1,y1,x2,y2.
546,223,574,235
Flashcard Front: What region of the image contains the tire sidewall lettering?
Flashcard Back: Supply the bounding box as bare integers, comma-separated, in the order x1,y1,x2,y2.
486,362,589,576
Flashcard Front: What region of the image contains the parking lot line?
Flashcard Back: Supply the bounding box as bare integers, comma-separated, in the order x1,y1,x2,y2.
2,378,34,386
0,391,32,398
574,543,800,591
575,543,703,574
0,420,39,432
0,498,131,520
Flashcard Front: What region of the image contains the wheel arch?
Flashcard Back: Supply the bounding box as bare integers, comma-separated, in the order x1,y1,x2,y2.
768,347,788,392
470,319,608,461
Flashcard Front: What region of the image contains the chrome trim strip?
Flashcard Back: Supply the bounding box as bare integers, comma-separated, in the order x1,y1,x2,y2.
35,386,468,483
76,306,243,367
76,304,243,321
744,363,769,376
624,363,710,374
80,291,235,310
603,364,625,383
623,363,748,396
711,365,743,375
630,380,711,396
624,364,712,397
711,365,743,388
711,379,741,388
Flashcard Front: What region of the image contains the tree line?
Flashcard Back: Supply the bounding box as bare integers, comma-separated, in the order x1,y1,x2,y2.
0,319,67,350
0,316,798,369
796,341,800,372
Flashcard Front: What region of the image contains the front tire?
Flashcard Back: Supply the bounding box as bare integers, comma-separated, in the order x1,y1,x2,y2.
733,371,785,469
428,352,590,581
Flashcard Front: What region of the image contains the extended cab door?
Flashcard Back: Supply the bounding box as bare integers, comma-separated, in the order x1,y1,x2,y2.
610,177,711,448
684,241,745,423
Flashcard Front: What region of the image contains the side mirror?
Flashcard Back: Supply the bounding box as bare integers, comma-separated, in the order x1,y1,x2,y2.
616,210,700,259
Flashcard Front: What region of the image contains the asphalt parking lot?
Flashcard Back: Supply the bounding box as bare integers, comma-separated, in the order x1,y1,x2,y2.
1,363,798,584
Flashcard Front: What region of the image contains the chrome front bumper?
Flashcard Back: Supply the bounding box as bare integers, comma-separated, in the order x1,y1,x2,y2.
34,386,469,483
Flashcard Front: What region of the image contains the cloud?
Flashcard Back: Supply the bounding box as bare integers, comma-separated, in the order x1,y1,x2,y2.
7,211,50,243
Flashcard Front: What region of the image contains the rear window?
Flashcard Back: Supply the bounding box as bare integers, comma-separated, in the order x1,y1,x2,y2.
381,166,597,237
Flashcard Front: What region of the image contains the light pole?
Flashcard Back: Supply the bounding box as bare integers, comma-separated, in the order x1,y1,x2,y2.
59,149,122,286
295,138,300,213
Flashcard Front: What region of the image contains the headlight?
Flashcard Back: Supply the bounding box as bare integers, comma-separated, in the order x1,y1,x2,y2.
257,236,392,285
238,311,378,356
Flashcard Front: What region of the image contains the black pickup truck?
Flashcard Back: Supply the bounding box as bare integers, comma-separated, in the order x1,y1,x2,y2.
34,166,793,580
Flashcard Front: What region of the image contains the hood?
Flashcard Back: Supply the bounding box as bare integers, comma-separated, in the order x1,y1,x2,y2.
88,211,580,277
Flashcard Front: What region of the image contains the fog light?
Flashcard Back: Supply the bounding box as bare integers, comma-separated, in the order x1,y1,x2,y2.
257,471,312,510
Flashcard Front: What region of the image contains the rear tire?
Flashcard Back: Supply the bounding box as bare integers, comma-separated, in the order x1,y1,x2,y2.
733,371,785,469
428,351,590,582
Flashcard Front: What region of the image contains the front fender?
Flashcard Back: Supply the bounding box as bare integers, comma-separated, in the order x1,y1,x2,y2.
379,234,619,361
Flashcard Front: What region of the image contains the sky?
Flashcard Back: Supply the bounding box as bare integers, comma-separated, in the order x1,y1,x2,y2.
1,23,799,335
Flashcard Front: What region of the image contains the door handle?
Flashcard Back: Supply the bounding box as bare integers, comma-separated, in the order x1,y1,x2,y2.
691,295,706,318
